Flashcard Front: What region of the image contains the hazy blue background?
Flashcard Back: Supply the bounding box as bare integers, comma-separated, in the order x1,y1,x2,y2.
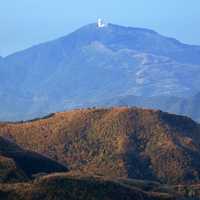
0,0,199,56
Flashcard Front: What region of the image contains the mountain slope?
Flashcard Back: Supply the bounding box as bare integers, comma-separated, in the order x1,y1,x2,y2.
0,136,68,178
0,131,175,200
0,155,27,183
1,107,200,184
0,174,174,200
182,92,200,122
0,23,200,120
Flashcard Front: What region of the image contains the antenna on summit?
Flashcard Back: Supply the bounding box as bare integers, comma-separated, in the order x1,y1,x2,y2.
97,18,106,28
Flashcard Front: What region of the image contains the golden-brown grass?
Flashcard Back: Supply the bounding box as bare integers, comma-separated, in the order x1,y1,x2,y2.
0,107,200,184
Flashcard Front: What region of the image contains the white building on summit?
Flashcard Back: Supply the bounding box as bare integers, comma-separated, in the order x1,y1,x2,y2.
97,19,106,28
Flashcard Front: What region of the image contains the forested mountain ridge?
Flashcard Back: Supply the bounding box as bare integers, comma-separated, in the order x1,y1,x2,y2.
1,107,200,184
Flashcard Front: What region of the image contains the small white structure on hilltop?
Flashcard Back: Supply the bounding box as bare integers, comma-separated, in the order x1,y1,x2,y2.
97,18,106,28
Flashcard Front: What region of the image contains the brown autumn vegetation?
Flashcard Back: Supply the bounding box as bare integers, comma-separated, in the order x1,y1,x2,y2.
0,133,176,200
0,155,27,183
0,173,175,200
0,107,200,184
0,136,68,180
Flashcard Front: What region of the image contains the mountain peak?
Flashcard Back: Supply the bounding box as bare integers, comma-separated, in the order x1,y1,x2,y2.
61,22,161,52
1,22,200,121
77,22,157,34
